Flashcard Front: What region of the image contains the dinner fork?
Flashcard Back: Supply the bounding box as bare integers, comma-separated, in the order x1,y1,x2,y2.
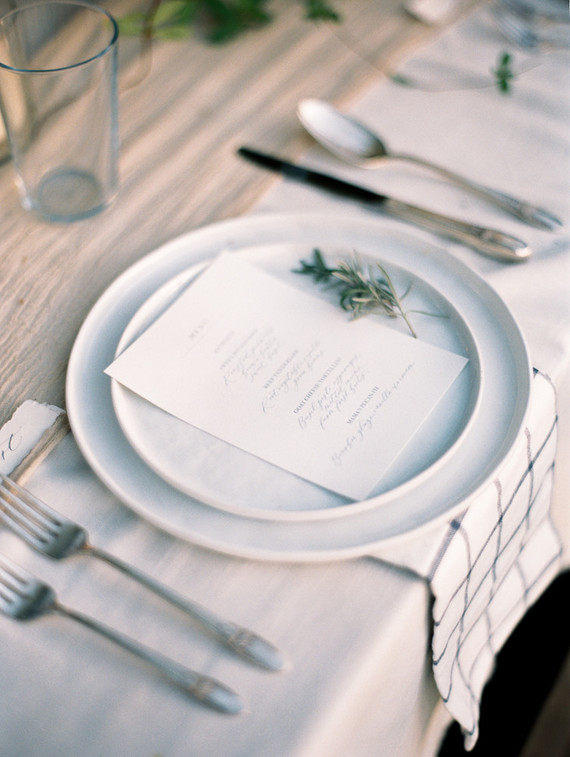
0,553,242,713
0,473,284,671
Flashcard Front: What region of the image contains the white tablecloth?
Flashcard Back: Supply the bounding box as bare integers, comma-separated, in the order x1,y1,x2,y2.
255,6,569,743
1,4,568,755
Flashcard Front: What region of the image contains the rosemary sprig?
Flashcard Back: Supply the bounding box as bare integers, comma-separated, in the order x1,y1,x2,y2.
294,249,416,338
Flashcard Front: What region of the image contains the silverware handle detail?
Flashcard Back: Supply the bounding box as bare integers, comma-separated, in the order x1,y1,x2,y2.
55,603,243,713
89,546,284,672
385,198,531,261
237,148,531,262
396,153,562,231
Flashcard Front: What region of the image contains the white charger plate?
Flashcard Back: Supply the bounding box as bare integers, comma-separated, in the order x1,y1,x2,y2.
66,213,531,561
110,242,482,521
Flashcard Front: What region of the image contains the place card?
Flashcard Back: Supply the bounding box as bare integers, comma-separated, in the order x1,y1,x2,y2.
0,401,64,476
106,253,468,500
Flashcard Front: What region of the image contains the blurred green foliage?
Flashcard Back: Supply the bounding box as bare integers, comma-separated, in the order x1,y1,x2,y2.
119,0,340,44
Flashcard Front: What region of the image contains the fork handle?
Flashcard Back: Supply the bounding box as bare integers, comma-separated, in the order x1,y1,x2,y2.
88,545,284,672
54,602,242,714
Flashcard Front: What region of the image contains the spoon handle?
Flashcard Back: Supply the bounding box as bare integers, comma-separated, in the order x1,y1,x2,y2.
394,153,562,231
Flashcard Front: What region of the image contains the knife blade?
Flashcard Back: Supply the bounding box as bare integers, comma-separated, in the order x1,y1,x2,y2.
237,146,531,262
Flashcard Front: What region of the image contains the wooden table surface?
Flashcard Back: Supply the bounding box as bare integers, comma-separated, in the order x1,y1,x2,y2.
0,0,476,426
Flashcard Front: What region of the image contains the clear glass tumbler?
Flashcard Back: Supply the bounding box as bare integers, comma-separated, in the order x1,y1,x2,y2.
0,1,119,222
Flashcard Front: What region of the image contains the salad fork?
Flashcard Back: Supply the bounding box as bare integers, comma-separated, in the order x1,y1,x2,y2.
0,553,242,713
0,473,284,672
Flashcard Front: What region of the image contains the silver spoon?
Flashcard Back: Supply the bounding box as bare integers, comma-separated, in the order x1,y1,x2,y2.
297,99,562,231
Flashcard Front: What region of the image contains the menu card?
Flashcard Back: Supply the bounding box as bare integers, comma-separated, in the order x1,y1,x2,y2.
106,253,468,500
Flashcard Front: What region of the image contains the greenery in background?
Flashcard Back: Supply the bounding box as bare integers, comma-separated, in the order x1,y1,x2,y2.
390,50,517,95
119,0,340,43
492,51,515,93
119,2,516,96
295,249,417,338
119,2,517,100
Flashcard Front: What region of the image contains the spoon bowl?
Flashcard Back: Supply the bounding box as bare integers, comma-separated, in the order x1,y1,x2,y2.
297,98,388,167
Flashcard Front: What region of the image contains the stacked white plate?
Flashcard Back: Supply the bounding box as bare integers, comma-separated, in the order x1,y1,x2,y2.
66,213,531,562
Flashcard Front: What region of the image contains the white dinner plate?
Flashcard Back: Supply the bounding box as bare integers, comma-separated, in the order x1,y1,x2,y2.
66,213,531,561
110,242,482,521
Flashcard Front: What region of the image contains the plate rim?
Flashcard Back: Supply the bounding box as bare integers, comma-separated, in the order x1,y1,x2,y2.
66,212,532,561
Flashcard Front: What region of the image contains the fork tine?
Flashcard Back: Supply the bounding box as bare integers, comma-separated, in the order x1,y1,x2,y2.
0,474,61,525
0,496,52,547
0,554,27,596
0,574,16,605
0,474,62,544
0,502,48,548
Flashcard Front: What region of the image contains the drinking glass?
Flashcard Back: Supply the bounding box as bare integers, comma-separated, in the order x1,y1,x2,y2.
0,1,119,222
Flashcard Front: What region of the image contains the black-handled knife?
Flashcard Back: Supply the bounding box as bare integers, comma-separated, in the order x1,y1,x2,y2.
237,146,531,262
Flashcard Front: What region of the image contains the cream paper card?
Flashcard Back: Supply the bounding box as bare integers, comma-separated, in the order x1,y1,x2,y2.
0,401,64,475
106,253,468,500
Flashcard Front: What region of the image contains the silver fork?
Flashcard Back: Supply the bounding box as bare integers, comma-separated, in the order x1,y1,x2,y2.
0,553,242,713
0,474,284,672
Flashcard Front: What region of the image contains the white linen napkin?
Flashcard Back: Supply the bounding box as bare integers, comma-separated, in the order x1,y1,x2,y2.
360,369,562,748
425,369,562,748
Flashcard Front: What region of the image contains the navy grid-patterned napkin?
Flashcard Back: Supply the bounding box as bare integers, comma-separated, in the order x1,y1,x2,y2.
427,369,562,749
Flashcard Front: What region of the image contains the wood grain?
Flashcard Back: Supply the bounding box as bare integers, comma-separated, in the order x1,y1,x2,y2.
0,0,472,425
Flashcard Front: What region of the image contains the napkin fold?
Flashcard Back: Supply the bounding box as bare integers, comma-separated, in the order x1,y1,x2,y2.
369,370,562,748
425,369,562,748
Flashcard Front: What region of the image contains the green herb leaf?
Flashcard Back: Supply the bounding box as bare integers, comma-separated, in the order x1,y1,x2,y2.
153,0,190,24
118,13,147,36
294,249,416,337
388,72,415,88
492,50,515,94
304,0,341,22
